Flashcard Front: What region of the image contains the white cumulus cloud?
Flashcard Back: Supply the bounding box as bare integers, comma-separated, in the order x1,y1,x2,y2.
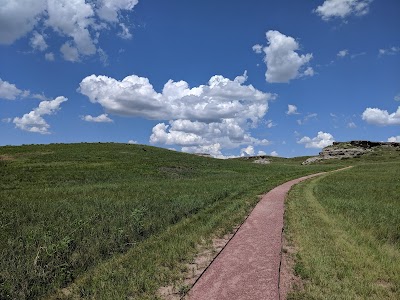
118,23,132,39
80,72,273,155
388,136,400,142
0,78,28,100
337,49,349,57
240,145,255,157
298,131,335,148
379,47,400,57
79,72,273,122
395,94,400,101
96,0,138,22
362,107,400,126
45,52,55,61
252,44,263,54
60,42,80,62
81,113,113,122
303,67,315,77
258,150,267,156
0,0,46,45
266,120,276,128
287,104,299,115
314,0,372,21
0,0,139,62
30,31,48,51
257,30,313,83
13,96,67,134
182,143,232,158
270,151,279,157
150,119,270,150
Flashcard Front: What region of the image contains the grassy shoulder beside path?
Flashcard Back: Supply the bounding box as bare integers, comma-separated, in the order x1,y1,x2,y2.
285,162,400,299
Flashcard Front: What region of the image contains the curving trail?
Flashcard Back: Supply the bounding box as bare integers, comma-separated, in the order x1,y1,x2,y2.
186,171,330,300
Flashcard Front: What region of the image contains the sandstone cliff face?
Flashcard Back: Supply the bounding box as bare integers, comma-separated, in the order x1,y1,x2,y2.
302,141,400,165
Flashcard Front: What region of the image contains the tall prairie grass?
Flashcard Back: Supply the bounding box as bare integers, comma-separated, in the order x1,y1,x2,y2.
285,150,400,299
0,143,336,299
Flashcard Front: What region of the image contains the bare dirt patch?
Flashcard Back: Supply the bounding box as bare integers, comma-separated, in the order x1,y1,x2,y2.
375,279,394,290
0,154,14,161
158,226,240,300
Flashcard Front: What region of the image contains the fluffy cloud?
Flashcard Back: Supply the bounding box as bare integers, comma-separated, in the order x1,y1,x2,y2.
30,31,48,51
240,145,255,157
0,0,139,61
395,94,400,102
79,72,273,122
379,47,400,56
266,120,276,128
314,0,372,21
0,0,46,45
388,136,400,142
60,42,80,62
96,0,138,22
13,96,67,134
252,44,263,54
0,78,28,100
80,72,273,155
362,107,400,126
337,49,349,57
45,52,55,61
298,131,335,148
256,30,313,83
81,114,113,122
287,104,299,115
150,122,205,146
182,143,225,158
270,151,279,157
303,67,315,77
150,119,270,149
128,140,138,144
0,78,50,101
118,23,132,39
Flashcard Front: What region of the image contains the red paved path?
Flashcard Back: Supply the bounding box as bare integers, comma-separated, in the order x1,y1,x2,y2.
187,172,326,300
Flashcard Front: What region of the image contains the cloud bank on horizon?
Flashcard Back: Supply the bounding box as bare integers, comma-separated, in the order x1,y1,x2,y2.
0,0,399,157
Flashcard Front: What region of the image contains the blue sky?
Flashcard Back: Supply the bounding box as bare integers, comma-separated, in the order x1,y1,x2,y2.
0,0,399,158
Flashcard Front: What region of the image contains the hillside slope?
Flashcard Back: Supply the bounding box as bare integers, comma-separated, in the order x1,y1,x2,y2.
0,143,338,300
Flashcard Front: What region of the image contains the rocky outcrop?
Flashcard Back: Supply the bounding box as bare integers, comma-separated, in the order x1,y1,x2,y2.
253,158,271,164
239,155,272,164
194,153,212,157
302,140,400,165
335,140,400,149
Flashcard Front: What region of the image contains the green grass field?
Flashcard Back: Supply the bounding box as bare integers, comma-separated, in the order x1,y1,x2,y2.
285,148,400,299
0,143,338,300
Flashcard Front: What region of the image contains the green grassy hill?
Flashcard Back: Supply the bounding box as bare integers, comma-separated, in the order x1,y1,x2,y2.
285,144,400,299
1,142,398,299
0,143,338,300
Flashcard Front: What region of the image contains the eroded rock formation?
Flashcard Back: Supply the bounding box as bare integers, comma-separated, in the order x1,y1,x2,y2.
302,141,400,165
